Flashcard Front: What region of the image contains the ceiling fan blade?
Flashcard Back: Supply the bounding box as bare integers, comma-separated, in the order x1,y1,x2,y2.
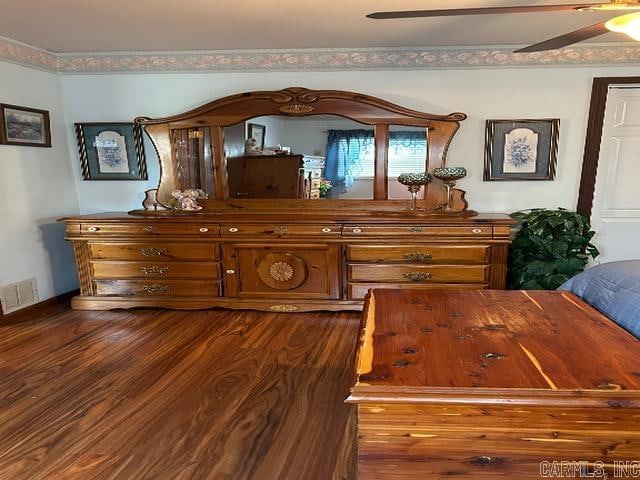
367,4,599,19
514,21,609,52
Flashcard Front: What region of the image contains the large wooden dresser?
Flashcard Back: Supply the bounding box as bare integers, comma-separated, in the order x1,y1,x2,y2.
64,87,517,311
62,210,512,312
348,289,640,478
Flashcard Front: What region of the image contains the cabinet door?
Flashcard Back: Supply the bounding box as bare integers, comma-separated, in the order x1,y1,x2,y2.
223,243,341,299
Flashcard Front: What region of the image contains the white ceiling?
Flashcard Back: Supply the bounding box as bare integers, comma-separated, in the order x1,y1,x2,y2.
0,0,633,53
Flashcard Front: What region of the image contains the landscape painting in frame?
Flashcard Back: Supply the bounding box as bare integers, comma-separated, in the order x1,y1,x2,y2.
484,119,559,181
75,122,147,180
0,104,51,147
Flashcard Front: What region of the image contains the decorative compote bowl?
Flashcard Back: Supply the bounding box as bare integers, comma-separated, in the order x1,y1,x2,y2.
397,172,432,211
432,167,467,211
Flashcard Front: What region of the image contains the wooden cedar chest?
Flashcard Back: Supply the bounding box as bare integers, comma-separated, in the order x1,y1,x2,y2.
347,289,640,479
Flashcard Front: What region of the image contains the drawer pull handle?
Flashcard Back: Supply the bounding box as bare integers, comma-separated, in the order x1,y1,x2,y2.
273,226,289,234
87,226,100,232
226,269,236,275
228,227,239,233
141,266,169,276
199,227,209,233
472,228,483,234
403,252,432,262
404,272,432,282
143,284,171,294
352,228,362,233
321,227,332,233
409,226,424,233
140,247,168,256
142,226,156,233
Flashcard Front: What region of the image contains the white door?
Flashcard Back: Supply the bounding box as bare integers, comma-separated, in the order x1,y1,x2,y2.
591,86,640,263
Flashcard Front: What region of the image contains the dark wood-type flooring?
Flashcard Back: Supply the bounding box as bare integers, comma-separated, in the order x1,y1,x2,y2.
0,307,360,480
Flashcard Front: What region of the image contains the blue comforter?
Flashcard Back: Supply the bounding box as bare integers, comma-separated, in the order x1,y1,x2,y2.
559,260,640,338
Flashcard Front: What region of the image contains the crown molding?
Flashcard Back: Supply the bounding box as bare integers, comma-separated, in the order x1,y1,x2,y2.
2,35,640,74
0,36,58,72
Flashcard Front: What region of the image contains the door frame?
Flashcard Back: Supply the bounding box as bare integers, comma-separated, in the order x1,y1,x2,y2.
578,76,640,217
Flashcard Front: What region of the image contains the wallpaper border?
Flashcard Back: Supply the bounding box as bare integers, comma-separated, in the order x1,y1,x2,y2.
2,36,640,74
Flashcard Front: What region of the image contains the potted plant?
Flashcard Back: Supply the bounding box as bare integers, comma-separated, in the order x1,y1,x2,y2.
318,179,332,198
508,208,599,290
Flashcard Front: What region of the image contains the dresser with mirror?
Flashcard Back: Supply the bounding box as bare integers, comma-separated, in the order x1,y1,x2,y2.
62,87,513,312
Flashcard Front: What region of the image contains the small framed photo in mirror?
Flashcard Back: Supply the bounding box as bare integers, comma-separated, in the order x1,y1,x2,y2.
75,122,147,180
484,118,559,181
247,123,266,149
0,104,51,147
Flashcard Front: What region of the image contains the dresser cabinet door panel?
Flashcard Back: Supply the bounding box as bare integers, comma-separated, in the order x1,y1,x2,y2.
348,282,488,300
223,243,341,298
88,242,220,261
349,264,489,283
347,244,490,264
94,279,221,297
91,261,220,279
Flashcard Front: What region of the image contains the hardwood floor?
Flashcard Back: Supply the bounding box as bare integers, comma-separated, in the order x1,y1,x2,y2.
0,308,360,480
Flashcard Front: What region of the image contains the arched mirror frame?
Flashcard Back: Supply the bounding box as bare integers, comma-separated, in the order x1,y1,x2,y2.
135,87,468,211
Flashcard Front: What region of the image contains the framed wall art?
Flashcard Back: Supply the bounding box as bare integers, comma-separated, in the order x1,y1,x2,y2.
75,122,147,180
247,123,266,149
0,104,51,147
484,119,559,181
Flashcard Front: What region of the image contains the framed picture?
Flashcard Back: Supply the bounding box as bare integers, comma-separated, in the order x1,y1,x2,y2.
0,104,51,147
484,119,559,181
247,123,266,149
75,122,147,180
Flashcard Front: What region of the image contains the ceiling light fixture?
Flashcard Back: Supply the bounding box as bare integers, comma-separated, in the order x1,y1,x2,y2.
578,0,640,11
605,12,640,40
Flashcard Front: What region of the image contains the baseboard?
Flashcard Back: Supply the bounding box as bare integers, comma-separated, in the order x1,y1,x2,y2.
2,289,79,324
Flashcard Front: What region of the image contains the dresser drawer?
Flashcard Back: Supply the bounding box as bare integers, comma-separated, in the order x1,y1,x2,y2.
81,223,219,236
346,245,490,264
348,282,488,300
343,225,492,237
94,279,221,297
88,242,220,261
91,261,221,280
348,264,489,283
221,224,340,237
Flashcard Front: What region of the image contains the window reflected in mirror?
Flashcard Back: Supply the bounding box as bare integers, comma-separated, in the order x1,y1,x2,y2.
224,115,374,199
387,126,429,199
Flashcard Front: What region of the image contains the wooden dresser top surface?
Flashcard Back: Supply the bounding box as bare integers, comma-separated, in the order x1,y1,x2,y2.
350,289,640,406
60,211,514,226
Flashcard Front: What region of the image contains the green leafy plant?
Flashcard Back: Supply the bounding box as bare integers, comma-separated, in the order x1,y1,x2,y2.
508,208,599,290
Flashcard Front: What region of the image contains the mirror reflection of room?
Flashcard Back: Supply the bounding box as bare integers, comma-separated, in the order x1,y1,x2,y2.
223,116,428,199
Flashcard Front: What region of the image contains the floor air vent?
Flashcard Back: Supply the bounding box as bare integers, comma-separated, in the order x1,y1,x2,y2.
1,278,39,314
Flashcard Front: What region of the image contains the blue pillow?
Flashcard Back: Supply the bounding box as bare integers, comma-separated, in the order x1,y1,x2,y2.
559,260,640,339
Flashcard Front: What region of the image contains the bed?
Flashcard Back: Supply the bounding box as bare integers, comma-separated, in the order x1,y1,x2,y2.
559,260,640,338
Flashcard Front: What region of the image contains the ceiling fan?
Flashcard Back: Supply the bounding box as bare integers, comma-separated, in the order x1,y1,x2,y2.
367,0,640,52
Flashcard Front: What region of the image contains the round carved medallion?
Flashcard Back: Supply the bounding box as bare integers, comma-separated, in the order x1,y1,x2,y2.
269,261,294,282
257,253,308,290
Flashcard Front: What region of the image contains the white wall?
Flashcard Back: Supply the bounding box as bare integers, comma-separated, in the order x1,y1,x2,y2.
61,66,640,214
0,61,80,302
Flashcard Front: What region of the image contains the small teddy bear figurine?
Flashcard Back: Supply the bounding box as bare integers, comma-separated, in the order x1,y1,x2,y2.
171,189,207,211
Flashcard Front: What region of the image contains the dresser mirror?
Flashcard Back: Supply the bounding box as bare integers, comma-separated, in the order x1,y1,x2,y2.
136,87,468,212
223,115,375,199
